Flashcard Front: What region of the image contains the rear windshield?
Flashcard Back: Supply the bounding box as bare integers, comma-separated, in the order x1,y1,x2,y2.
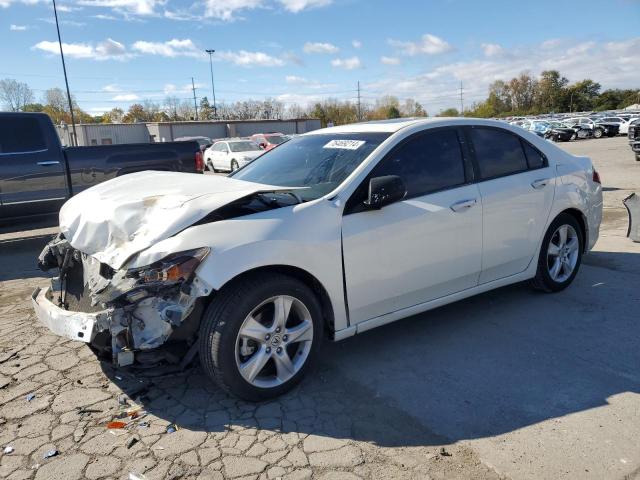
267,135,287,145
231,132,390,201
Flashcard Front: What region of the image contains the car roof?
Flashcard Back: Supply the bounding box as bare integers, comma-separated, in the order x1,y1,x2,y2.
305,117,523,135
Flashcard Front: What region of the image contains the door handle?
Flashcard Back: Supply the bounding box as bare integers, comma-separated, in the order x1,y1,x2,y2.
37,161,61,166
531,178,550,189
450,198,477,212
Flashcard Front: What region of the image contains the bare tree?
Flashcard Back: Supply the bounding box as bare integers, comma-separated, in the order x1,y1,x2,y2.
0,78,34,111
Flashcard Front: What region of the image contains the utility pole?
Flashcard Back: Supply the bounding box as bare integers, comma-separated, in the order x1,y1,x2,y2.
191,77,198,120
52,0,77,146
356,81,361,120
205,49,217,119
459,81,464,117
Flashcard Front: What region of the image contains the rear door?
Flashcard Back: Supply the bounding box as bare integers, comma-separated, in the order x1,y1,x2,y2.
0,114,68,220
466,126,555,284
342,127,483,324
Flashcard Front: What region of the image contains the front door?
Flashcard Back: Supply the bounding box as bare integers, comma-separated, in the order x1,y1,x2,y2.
341,128,483,325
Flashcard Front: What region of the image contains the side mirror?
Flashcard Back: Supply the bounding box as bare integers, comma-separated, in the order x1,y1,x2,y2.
259,143,267,149
364,175,406,210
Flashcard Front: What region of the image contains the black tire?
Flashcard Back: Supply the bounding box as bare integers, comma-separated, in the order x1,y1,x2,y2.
198,273,324,401
230,159,239,171
593,128,603,139
635,154,640,162
207,160,217,173
530,213,584,293
570,132,577,141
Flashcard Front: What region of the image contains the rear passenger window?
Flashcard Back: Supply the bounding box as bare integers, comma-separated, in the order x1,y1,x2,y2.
0,116,46,154
371,129,466,197
522,142,545,169
470,128,528,179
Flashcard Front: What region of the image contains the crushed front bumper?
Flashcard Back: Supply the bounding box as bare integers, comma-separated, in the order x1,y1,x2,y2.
31,285,111,343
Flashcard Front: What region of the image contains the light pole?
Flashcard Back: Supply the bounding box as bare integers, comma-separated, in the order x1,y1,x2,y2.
205,49,217,119
52,0,78,146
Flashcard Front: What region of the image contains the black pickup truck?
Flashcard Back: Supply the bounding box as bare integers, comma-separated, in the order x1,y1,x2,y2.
0,112,204,223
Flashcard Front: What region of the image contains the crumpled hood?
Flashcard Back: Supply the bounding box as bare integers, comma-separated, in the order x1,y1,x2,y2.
60,171,293,270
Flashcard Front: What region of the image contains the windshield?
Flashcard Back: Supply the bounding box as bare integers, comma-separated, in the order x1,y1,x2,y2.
231,132,390,201
267,135,287,145
229,141,262,152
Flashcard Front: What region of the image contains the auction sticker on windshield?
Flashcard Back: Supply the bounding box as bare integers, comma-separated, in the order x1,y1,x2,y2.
323,139,366,150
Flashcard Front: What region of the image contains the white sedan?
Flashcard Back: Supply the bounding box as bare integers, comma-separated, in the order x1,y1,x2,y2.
32,118,603,401
204,139,263,172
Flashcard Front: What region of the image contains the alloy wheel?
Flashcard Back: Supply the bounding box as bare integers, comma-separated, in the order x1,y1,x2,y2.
546,224,579,283
234,295,314,388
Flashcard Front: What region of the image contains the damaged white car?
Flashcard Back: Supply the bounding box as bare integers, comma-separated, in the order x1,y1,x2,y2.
33,118,602,400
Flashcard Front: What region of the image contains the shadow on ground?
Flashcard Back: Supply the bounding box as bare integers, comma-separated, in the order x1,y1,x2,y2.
101,250,640,449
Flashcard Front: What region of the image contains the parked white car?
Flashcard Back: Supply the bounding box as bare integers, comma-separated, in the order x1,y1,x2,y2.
598,116,639,135
33,118,602,400
204,139,263,172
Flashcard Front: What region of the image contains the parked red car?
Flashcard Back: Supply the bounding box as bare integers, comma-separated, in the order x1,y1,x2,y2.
250,133,288,151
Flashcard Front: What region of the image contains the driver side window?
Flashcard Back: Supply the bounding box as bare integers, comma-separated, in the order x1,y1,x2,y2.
370,128,467,198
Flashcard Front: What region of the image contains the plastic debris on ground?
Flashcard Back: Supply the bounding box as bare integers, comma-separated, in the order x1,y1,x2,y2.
166,424,178,434
43,449,58,459
25,393,35,402
4,446,14,454
107,421,128,429
129,473,147,480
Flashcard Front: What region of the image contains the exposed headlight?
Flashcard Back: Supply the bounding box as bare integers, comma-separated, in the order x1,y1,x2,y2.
127,247,209,285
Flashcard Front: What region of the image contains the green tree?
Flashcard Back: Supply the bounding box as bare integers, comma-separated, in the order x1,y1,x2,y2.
437,108,460,117
536,70,568,113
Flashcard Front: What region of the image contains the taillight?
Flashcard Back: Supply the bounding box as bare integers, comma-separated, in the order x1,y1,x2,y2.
195,151,204,173
592,169,601,184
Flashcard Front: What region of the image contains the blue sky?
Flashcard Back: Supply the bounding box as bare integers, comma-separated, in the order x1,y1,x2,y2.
1,0,639,115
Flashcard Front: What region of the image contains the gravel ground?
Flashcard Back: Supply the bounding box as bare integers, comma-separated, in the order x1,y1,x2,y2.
0,135,638,480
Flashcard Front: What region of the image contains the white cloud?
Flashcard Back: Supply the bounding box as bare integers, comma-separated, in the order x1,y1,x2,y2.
217,50,285,67
102,84,122,92
76,0,161,15
112,93,139,101
33,38,131,60
303,42,338,54
163,82,205,95
331,56,361,70
380,56,400,65
352,40,362,49
389,33,453,56
366,37,640,113
285,75,308,84
203,0,262,20
285,75,335,89
481,43,504,57
277,0,331,13
10,24,28,30
131,38,201,58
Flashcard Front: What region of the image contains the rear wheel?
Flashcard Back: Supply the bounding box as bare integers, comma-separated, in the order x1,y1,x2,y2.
530,213,583,293
198,273,323,401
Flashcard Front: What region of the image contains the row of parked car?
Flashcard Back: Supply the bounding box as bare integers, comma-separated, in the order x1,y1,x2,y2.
175,133,291,172
509,113,640,143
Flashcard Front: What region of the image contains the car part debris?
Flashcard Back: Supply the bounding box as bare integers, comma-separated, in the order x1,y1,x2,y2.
126,436,139,449
43,449,58,459
138,421,150,428
166,424,178,434
129,473,148,480
623,193,640,242
440,447,452,457
107,421,128,429
25,393,35,402
4,446,14,454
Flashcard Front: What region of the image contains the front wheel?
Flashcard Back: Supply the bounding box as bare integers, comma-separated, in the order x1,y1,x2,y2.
593,128,603,139
198,273,323,401
530,213,583,293
570,132,577,141
230,159,239,172
636,154,640,162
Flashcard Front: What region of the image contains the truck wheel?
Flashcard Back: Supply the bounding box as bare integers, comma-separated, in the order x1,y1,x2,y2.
198,273,323,401
530,213,583,293
231,159,239,171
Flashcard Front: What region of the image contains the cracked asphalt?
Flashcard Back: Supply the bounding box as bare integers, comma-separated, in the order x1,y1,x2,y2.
1,136,639,480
